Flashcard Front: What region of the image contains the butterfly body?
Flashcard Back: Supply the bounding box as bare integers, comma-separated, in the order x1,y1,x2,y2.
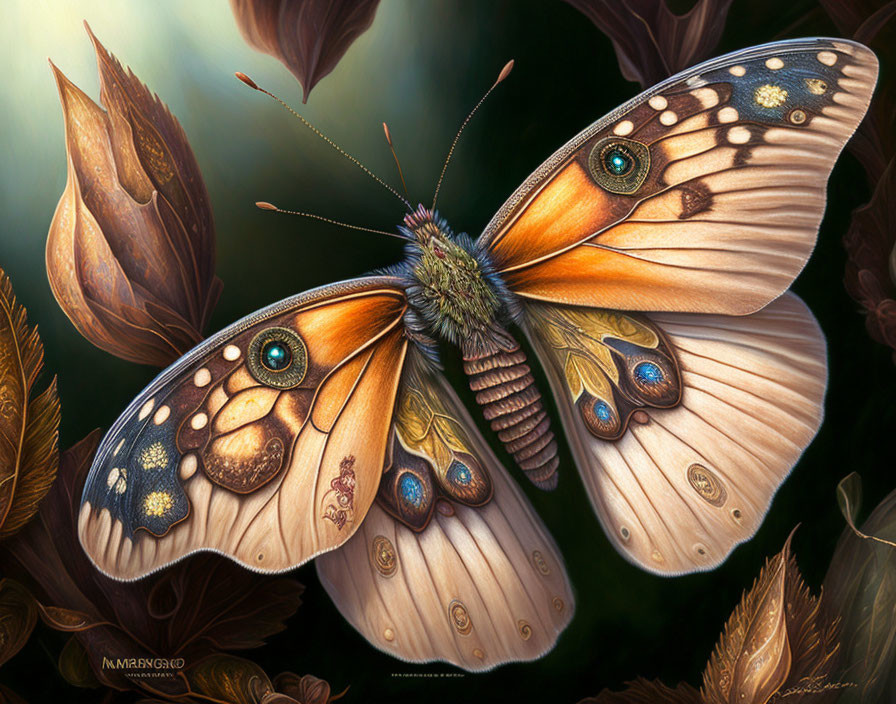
77,37,877,671
394,205,561,487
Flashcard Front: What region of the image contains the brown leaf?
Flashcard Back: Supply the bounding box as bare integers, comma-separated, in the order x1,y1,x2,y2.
563,0,734,88
0,578,37,667
230,0,381,102
702,535,840,704
57,636,101,688
579,677,701,703
0,268,60,540
1,430,303,698
824,479,896,703
185,654,278,704
0,684,28,704
47,24,221,367
844,158,896,360
273,673,332,704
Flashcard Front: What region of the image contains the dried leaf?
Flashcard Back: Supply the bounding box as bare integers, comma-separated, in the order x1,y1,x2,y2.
824,480,896,703
185,654,277,704
579,677,701,703
273,673,333,704
2,430,303,698
230,0,381,102
0,578,37,667
47,24,221,367
843,159,896,360
564,0,734,88
57,636,100,688
0,685,28,704
702,535,840,704
0,268,60,540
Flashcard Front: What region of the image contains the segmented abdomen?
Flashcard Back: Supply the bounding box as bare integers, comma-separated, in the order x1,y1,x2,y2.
463,339,559,490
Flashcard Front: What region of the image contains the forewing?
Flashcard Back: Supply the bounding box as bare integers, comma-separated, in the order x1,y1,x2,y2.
79,277,409,580
315,356,574,671
525,293,826,575
481,38,877,314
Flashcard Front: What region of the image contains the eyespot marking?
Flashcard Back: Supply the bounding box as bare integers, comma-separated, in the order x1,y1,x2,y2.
687,463,728,507
247,327,308,389
805,78,828,95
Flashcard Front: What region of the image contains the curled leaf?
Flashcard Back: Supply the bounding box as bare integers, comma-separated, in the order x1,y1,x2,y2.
702,535,840,704
578,678,701,703
563,0,734,88
1,430,303,698
0,268,60,540
57,636,100,689
230,0,381,102
824,481,896,703
47,24,221,367
186,654,275,704
0,578,37,667
274,673,335,704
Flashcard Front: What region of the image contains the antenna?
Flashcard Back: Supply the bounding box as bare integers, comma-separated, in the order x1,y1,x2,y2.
431,60,514,210
383,122,411,203
236,72,412,211
256,202,412,241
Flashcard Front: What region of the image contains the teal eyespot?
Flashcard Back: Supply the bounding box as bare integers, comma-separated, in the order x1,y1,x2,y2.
447,460,472,486
247,327,307,389
588,137,650,194
605,149,633,175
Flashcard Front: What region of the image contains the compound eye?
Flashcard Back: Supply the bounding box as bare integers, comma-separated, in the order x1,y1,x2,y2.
247,327,308,388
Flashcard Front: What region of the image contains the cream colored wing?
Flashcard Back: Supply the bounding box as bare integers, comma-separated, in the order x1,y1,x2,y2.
525,293,826,575
315,357,574,671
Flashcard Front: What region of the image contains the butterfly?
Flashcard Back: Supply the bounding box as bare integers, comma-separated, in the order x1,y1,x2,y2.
78,37,877,671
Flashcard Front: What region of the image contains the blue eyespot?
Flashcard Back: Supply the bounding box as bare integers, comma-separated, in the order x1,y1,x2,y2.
448,461,472,486
634,361,663,385
593,400,613,424
261,341,291,371
399,473,423,507
605,149,633,175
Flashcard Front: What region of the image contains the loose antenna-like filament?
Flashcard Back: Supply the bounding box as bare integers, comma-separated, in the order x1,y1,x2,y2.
236,72,411,211
431,60,514,210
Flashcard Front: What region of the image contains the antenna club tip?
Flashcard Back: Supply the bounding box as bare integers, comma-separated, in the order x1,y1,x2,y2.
256,201,278,211
496,60,514,84
235,72,258,90
382,121,393,146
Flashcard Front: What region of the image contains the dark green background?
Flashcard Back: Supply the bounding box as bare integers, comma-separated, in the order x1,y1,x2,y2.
0,1,893,701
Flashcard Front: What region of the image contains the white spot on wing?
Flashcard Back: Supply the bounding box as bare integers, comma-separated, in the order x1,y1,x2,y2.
153,405,170,425
194,368,211,387
613,120,634,136
138,398,155,421
718,107,739,123
179,454,198,481
659,110,678,126
190,413,208,430
223,345,241,361
727,126,751,144
648,95,667,110
817,50,837,66
765,57,784,70
729,65,746,77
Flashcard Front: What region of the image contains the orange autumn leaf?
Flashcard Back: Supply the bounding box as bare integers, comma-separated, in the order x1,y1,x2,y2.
702,536,840,704
0,268,60,540
47,24,222,367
